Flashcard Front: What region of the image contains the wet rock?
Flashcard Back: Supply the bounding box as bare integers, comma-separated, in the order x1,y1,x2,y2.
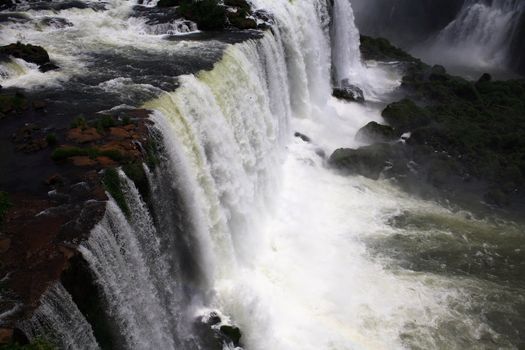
0,42,50,66
45,173,64,186
355,122,401,143
70,156,97,167
109,127,131,140
294,132,311,143
0,237,11,253
11,124,48,153
38,62,59,73
332,82,365,103
67,127,102,144
227,11,257,30
329,143,406,180
220,325,242,346
224,0,250,10
32,100,47,110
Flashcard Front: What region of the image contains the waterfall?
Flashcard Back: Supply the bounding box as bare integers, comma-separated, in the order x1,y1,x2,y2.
331,0,363,85
78,170,194,349
18,283,99,350
429,0,525,69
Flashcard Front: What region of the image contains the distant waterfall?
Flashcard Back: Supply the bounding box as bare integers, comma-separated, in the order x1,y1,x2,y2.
18,283,99,350
431,0,525,68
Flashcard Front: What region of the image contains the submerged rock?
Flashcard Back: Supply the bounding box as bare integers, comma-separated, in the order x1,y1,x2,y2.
355,121,401,143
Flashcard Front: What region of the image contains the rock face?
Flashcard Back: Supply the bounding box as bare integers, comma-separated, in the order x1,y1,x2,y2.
355,121,401,143
0,92,157,343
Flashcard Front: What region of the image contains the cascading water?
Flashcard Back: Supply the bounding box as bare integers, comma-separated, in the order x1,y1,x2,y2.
18,283,99,350
2,0,524,348
421,0,525,73
331,0,363,85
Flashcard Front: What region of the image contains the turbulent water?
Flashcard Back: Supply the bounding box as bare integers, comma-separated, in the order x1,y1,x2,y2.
2,0,525,349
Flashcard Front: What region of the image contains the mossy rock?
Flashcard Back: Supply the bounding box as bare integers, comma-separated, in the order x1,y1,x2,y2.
103,168,130,216
359,35,420,63
382,99,430,133
329,143,405,180
356,122,401,143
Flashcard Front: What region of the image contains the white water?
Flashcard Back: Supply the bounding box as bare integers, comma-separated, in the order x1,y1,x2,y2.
420,0,525,72
18,283,99,350
2,0,519,348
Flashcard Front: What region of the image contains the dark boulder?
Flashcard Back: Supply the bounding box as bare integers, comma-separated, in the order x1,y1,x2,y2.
477,73,492,84
226,10,256,29
329,143,405,180
175,0,226,30
332,84,365,103
224,0,250,10
294,132,311,143
0,42,50,65
381,99,430,133
355,121,401,143
156,0,183,7
219,325,241,346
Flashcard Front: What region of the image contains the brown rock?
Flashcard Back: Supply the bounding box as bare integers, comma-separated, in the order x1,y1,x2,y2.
70,156,96,167
0,328,13,344
45,173,63,186
109,127,131,139
0,237,11,253
67,127,102,144
96,156,116,167
123,124,135,131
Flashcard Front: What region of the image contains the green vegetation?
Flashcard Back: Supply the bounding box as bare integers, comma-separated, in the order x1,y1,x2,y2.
359,35,422,63
70,115,88,129
51,146,123,162
337,35,525,209
0,191,12,226
45,133,57,147
103,168,130,216
381,99,430,133
0,337,55,350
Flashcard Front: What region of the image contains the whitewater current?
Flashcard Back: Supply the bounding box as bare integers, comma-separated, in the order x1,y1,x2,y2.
2,0,524,349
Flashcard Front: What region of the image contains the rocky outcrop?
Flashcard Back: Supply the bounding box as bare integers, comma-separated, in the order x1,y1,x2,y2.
355,121,401,143
329,37,525,216
0,90,158,344
332,80,365,103
0,42,59,73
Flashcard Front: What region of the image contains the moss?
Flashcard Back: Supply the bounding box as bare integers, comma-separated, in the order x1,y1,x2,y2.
51,147,124,162
92,115,117,134
123,162,150,202
359,35,422,63
382,99,430,133
45,133,57,147
0,337,55,350
0,191,12,226
103,168,130,216
70,115,88,130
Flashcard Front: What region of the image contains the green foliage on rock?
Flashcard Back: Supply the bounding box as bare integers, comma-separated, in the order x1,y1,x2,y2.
359,35,421,63
103,168,130,216
381,99,431,133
